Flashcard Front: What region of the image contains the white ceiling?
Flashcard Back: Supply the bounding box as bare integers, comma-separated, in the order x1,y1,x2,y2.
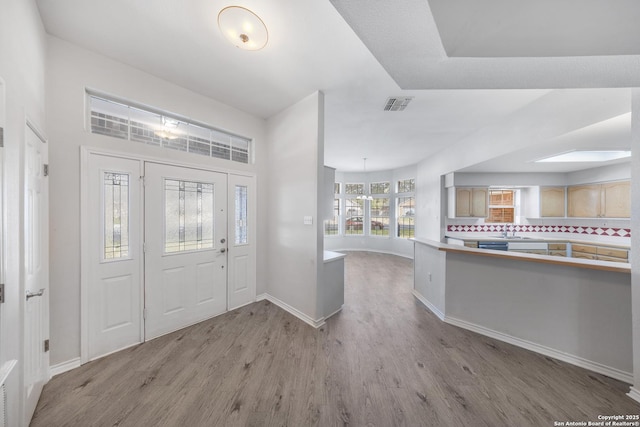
35,0,636,173
428,0,640,57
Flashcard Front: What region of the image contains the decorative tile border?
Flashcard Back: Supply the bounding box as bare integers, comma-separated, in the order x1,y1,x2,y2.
446,224,631,238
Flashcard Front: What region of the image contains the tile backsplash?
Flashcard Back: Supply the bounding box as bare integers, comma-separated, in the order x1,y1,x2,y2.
446,223,631,238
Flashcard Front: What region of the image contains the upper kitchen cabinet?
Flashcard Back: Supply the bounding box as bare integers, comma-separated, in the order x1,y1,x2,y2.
601,181,631,218
568,181,630,218
540,187,566,217
453,187,488,218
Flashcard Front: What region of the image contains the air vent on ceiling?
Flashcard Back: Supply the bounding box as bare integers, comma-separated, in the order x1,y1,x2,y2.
384,96,414,111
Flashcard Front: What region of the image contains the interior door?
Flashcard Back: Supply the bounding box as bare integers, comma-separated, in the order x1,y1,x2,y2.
86,154,142,361
144,163,227,340
23,122,49,422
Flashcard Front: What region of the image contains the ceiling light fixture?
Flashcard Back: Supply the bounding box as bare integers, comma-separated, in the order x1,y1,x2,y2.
357,158,373,201
217,6,268,51
535,150,631,163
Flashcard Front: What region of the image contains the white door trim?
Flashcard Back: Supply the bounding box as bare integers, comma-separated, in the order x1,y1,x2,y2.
80,146,255,364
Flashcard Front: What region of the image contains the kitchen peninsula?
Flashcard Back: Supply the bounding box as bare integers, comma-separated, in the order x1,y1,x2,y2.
412,238,632,384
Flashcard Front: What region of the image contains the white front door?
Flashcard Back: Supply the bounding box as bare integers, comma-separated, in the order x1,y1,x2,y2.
85,154,143,361
144,163,228,340
23,123,49,423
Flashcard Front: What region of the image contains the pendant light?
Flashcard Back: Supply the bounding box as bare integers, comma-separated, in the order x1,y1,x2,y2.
357,158,373,201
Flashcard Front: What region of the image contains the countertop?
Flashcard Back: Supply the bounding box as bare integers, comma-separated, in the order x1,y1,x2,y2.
445,234,631,249
413,238,630,274
323,250,346,263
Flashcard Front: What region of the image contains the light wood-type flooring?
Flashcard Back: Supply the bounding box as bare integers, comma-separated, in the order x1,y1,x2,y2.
32,251,640,426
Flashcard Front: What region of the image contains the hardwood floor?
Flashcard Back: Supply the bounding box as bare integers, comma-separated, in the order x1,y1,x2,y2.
32,251,640,426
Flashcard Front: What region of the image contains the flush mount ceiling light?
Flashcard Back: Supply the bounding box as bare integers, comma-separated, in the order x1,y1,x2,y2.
217,6,268,51
535,150,631,163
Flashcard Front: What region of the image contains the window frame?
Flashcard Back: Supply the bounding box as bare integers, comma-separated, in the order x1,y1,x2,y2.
487,189,516,223
87,90,253,165
396,178,415,239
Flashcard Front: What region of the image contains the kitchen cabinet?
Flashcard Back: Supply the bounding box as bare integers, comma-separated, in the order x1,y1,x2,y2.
601,181,631,218
540,187,565,217
548,243,567,257
567,185,600,217
454,187,488,218
571,243,628,263
567,181,630,218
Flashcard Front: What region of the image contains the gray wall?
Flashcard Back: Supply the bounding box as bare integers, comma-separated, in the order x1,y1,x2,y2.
446,252,632,377
45,37,268,366
631,90,640,395
266,91,324,322
0,0,47,423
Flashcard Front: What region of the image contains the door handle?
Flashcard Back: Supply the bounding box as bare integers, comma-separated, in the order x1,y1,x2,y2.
220,248,226,253
26,288,45,300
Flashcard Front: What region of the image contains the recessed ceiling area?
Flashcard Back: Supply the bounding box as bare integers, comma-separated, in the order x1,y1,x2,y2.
429,0,640,58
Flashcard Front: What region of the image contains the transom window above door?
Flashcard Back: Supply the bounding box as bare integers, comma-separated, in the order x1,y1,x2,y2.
87,91,252,164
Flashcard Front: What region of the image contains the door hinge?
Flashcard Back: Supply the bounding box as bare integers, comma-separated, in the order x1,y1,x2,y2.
43,164,49,177
0,283,4,303
143,308,147,319
143,242,146,253
44,339,50,352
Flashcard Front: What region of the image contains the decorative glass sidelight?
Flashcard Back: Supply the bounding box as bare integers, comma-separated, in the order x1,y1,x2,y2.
164,179,214,253
235,185,248,245
104,172,130,259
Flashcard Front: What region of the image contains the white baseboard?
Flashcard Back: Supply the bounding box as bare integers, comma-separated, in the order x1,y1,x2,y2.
257,293,325,328
328,248,413,260
444,316,633,384
324,305,343,320
412,290,445,321
627,386,640,403
50,357,81,377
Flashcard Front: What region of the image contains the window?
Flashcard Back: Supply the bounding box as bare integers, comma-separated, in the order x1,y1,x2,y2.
103,172,130,260
370,197,389,236
397,178,415,193
370,182,390,195
345,198,364,235
235,185,248,245
397,197,415,238
89,93,251,164
164,179,214,253
345,183,364,195
397,178,415,239
487,189,515,223
324,199,340,236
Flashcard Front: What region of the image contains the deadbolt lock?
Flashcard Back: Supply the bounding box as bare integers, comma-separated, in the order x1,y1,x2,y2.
221,238,226,244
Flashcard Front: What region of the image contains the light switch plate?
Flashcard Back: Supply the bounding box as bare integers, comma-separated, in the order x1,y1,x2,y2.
304,216,313,225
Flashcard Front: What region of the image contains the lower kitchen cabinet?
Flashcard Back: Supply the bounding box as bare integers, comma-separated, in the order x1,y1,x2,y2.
572,243,628,263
